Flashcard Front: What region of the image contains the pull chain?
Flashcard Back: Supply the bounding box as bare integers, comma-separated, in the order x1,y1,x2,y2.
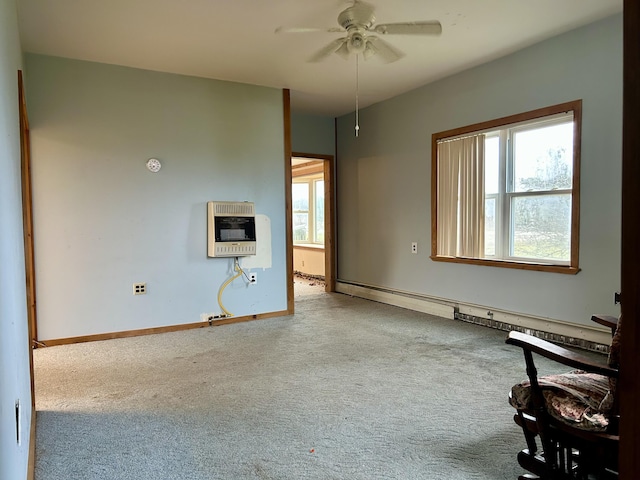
355,54,360,137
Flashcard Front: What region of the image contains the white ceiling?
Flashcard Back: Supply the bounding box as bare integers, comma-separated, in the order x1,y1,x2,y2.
16,0,622,117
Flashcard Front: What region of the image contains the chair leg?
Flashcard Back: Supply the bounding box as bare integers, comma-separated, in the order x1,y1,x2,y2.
517,449,549,479
515,412,539,455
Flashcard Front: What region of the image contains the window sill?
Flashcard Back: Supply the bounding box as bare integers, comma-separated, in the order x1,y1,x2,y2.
430,255,580,275
293,244,325,251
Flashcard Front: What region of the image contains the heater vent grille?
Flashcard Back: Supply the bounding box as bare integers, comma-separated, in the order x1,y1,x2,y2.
214,243,257,257
213,202,254,216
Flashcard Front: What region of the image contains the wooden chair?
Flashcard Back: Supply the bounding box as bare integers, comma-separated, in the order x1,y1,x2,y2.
506,315,620,479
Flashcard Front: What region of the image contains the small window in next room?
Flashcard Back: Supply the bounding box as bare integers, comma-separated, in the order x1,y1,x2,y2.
293,173,325,246
431,100,581,274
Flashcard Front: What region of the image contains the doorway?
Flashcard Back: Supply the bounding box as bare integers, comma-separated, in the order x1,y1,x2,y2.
290,153,335,299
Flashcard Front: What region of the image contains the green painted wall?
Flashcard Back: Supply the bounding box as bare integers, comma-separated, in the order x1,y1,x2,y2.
337,14,623,325
291,113,335,157
26,55,288,340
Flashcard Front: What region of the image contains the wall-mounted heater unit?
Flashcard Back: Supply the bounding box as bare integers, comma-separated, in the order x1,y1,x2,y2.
207,201,256,257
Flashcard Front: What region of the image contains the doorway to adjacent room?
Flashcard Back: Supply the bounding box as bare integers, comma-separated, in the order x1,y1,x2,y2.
290,153,335,299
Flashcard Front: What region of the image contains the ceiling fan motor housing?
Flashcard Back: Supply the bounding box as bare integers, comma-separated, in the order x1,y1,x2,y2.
338,2,376,31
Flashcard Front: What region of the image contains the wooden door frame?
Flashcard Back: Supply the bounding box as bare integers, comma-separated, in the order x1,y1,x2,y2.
291,152,336,294
283,90,294,313
19,69,38,479
620,1,640,476
18,70,37,371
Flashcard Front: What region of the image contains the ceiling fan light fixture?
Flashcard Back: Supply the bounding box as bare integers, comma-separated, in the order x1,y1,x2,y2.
363,41,376,61
335,41,351,60
347,32,366,54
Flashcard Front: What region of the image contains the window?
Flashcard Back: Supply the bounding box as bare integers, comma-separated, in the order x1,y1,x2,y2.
431,100,581,274
293,174,325,245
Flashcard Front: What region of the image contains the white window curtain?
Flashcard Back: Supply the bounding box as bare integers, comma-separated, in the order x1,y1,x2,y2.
437,134,485,258
436,141,460,257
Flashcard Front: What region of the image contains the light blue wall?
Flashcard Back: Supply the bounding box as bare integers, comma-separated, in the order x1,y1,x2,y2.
0,0,31,478
337,14,622,325
291,113,335,156
26,55,287,341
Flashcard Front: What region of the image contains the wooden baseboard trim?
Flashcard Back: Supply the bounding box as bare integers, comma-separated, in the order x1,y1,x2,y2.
208,309,289,327
36,310,291,347
28,408,36,480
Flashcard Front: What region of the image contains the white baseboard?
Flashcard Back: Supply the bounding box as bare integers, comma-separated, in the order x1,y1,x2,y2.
336,282,455,319
335,281,611,349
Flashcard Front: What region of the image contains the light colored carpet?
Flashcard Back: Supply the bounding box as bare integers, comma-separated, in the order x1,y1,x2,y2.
34,287,581,480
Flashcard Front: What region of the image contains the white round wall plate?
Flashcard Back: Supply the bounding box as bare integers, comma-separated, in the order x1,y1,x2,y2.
146,158,162,172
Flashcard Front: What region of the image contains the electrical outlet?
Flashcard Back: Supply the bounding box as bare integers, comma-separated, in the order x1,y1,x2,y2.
411,242,418,254
249,273,257,284
201,313,228,324
133,283,146,295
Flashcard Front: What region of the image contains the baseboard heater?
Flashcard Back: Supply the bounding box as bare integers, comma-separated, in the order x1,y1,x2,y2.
453,311,609,354
335,281,612,354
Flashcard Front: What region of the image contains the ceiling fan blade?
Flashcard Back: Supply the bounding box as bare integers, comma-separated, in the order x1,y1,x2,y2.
373,21,442,36
365,36,404,63
275,26,344,34
308,38,349,62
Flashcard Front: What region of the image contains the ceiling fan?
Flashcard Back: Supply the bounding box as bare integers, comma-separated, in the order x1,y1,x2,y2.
275,0,442,64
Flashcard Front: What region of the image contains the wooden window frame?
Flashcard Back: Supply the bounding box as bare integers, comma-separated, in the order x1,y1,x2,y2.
431,100,582,274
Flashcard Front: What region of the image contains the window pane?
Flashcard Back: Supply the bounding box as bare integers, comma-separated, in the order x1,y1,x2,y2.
484,197,495,256
314,180,325,244
513,122,573,193
292,183,309,211
511,194,571,261
293,213,309,242
485,135,499,195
